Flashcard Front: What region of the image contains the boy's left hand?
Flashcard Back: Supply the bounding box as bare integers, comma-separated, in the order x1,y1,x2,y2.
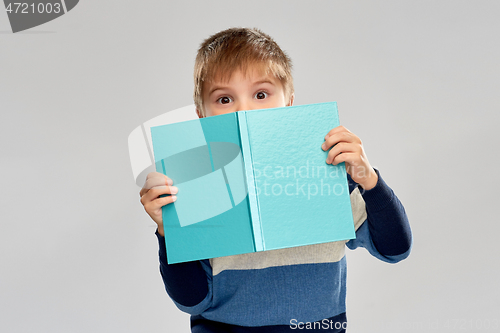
322,126,378,190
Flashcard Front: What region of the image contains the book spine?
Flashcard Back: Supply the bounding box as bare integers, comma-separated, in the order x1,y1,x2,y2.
237,112,265,252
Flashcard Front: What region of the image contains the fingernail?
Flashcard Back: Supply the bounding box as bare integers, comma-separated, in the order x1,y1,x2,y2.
170,186,178,194
167,179,173,185
325,134,329,140
171,195,177,201
322,143,326,150
326,158,331,164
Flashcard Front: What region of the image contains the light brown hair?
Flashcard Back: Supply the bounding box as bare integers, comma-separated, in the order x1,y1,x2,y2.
194,27,294,117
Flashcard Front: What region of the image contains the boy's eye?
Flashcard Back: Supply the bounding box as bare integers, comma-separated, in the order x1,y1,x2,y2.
255,91,268,100
217,96,232,105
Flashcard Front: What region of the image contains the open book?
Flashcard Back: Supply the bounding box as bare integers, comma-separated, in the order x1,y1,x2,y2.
151,102,355,263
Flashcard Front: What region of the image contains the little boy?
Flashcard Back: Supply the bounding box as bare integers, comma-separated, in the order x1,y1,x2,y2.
140,27,412,332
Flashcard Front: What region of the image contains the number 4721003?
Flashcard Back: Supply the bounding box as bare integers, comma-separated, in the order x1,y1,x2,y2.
5,2,62,14
443,319,499,330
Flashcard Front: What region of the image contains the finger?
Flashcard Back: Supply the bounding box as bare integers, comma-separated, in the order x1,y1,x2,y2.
140,174,173,196
142,186,178,203
140,181,171,197
144,174,173,190
146,171,167,179
141,186,178,205
322,131,358,151
147,195,178,212
324,125,351,140
331,152,358,166
325,142,356,164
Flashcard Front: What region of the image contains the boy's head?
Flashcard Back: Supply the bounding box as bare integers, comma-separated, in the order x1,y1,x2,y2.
194,27,294,118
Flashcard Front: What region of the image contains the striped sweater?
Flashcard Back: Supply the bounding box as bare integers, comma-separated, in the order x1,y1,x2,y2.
156,170,412,332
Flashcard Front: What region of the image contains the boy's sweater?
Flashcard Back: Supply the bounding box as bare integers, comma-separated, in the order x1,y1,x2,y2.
156,170,412,332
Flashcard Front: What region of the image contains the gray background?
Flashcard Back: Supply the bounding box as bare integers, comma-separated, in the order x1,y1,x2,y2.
1,0,498,332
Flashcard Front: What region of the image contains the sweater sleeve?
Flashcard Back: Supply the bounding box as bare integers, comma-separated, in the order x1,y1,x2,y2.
156,230,213,314
346,169,412,263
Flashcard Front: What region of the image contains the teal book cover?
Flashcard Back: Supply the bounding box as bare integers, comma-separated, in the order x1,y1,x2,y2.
151,102,355,264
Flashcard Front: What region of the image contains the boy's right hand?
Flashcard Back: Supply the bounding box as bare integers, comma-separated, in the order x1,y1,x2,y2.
139,172,178,237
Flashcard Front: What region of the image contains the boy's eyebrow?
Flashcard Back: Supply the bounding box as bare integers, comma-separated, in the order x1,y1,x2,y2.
208,78,274,96
252,79,275,86
207,79,276,96
207,86,227,96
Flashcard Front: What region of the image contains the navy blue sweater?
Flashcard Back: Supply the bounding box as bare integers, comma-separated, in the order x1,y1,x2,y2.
156,170,412,332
